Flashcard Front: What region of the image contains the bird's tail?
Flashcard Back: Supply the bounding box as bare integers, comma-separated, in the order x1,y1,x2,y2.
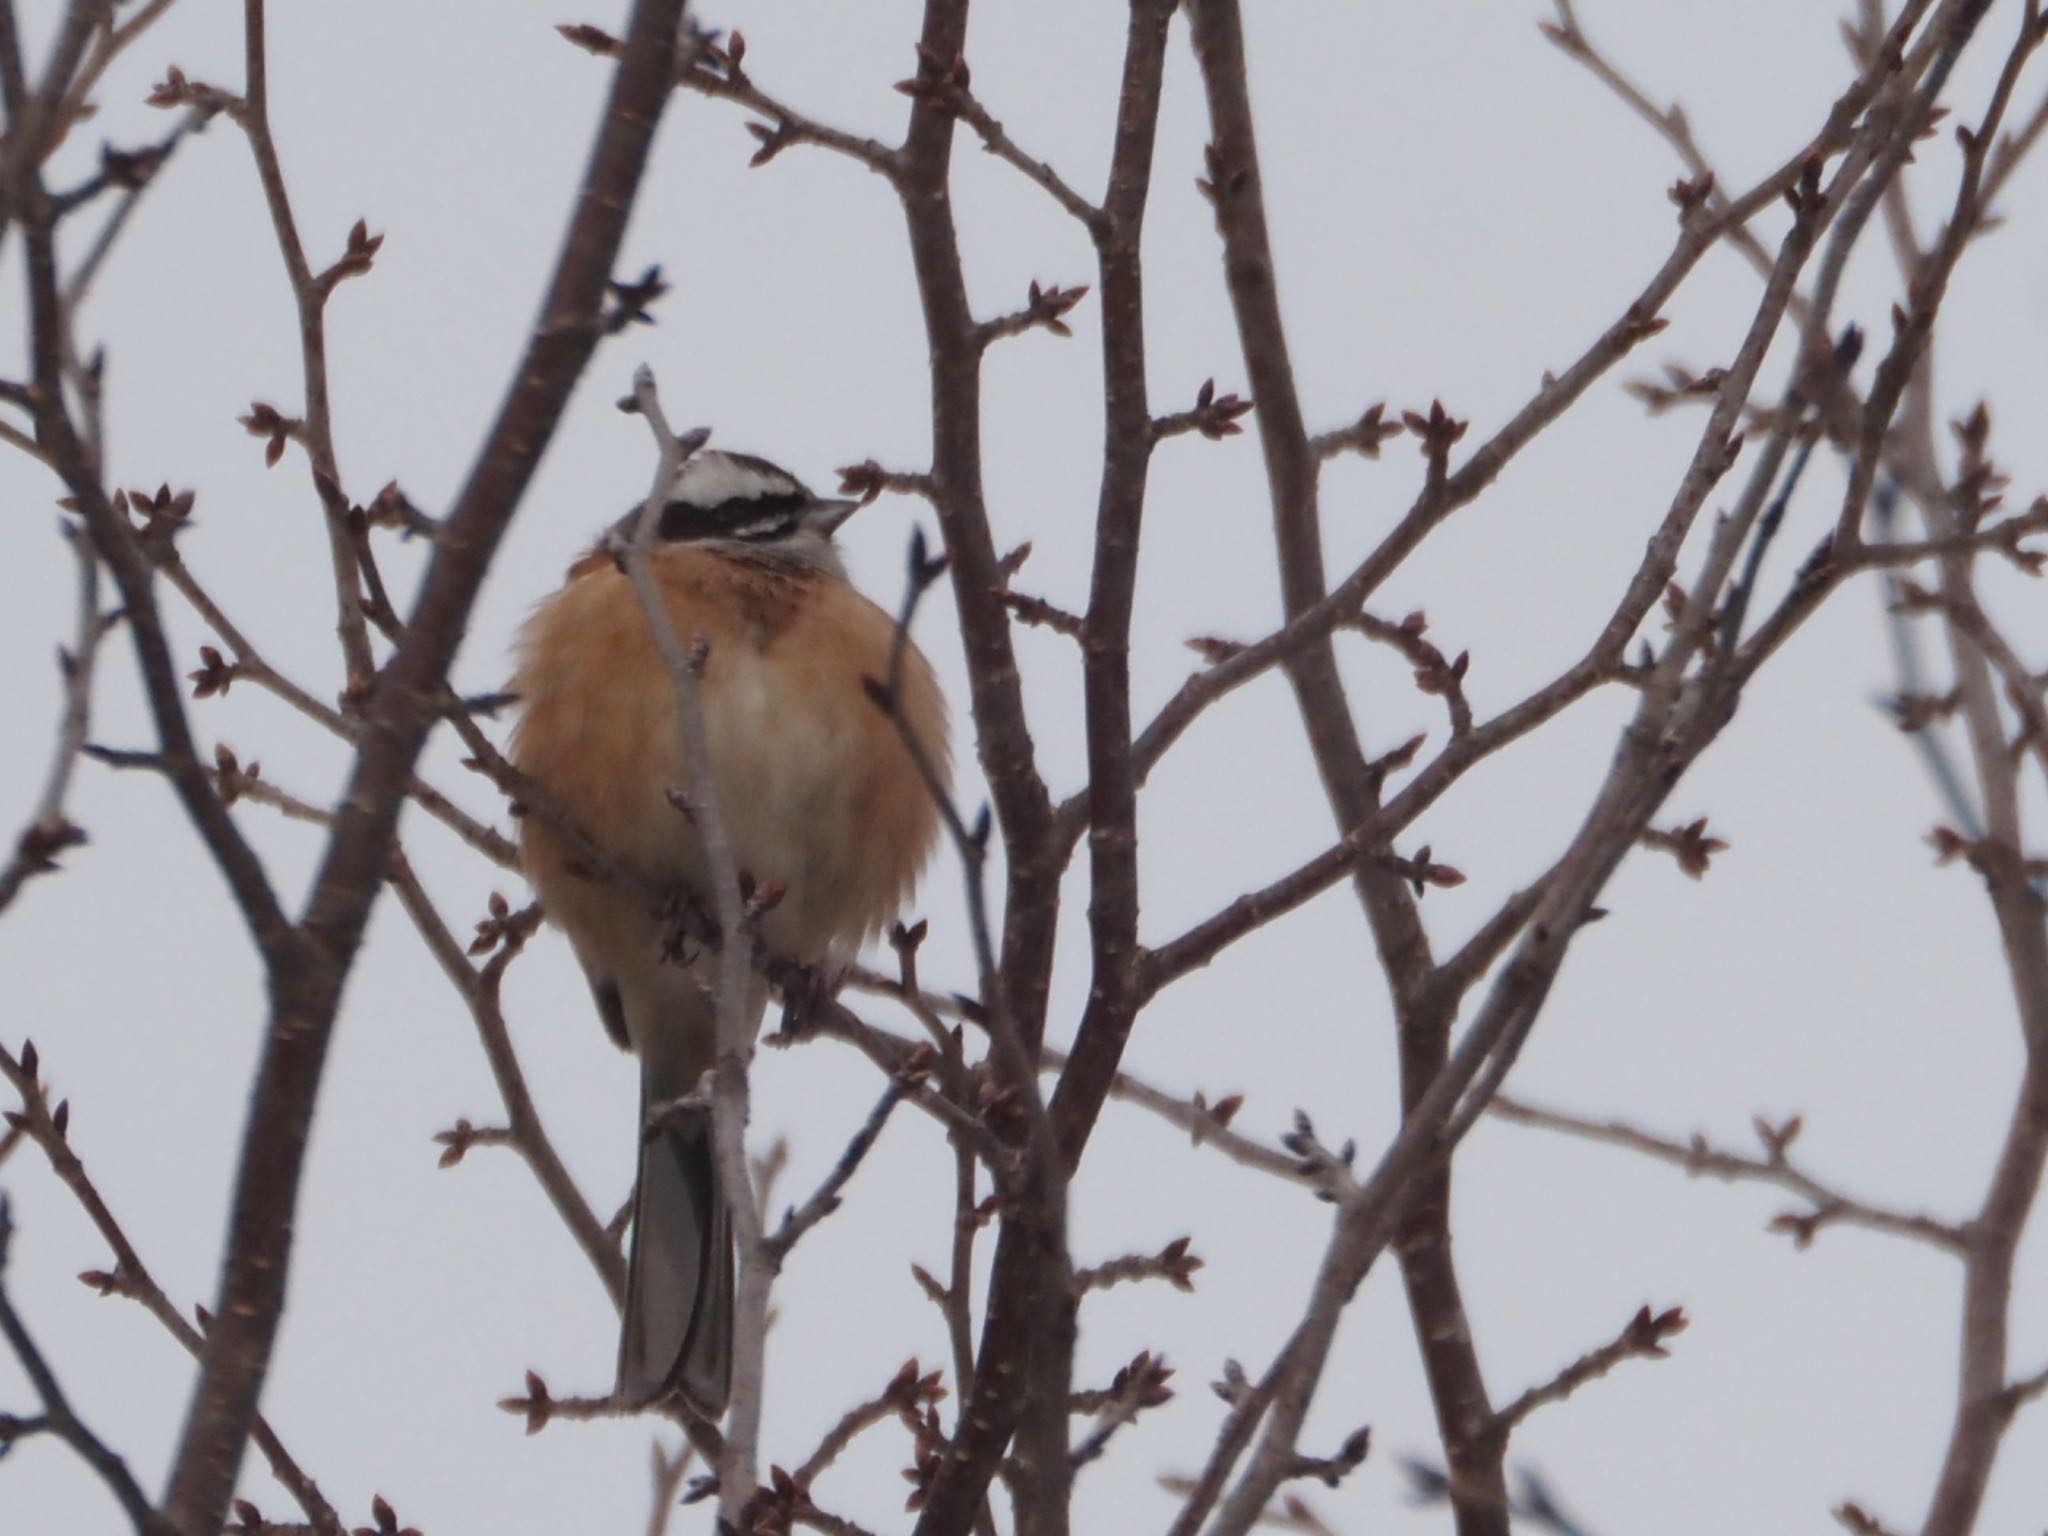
618,1055,733,1416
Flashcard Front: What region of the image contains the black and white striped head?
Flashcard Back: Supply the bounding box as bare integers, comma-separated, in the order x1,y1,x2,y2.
621,450,858,575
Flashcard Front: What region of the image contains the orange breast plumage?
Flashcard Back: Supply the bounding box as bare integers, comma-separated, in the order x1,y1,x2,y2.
509,544,949,975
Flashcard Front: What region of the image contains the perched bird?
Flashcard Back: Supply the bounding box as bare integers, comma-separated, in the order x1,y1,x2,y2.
509,449,948,1415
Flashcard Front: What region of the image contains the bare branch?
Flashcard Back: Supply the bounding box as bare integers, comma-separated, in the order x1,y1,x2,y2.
767,1080,909,1262
1073,1237,1201,1296
0,1039,344,1534
974,278,1089,351
230,0,374,686
497,1369,715,1442
150,547,520,868
614,365,766,1525
1348,609,1472,739
0,524,102,916
51,0,186,134
384,860,625,1304
1999,1358,2048,1417
1493,1304,1688,1435
677,35,901,180
1154,378,1254,444
1489,1096,1968,1252
644,1438,697,1536
913,67,1102,231
159,5,691,1526
1069,1351,1174,1473
0,1198,172,1536
1041,1044,1305,1184
793,1357,946,1489
1835,1501,1909,1536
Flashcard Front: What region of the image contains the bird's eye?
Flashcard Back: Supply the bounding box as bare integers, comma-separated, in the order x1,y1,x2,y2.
648,494,808,544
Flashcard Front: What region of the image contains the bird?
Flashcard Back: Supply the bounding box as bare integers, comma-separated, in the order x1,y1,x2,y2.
508,447,948,1417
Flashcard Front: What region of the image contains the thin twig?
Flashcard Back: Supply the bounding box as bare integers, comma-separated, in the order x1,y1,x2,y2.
1069,1351,1173,1473
676,41,901,181
767,1081,909,1262
792,1358,944,1490
383,856,626,1304
1492,1304,1688,1435
1170,6,1953,1525
1042,1043,1304,1184
615,366,767,1523
51,0,185,133
644,1438,697,1536
937,80,1103,231
2001,1358,2048,1416
1489,1096,1967,1251
61,112,200,321
0,1198,173,1536
231,0,374,686
155,549,519,867
156,5,689,1525
0,1040,345,1534
0,523,103,916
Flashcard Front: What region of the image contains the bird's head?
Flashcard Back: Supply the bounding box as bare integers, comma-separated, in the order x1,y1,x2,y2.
612,450,859,576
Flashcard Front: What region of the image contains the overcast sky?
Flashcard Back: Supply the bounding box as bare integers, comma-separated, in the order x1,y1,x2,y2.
4,3,2047,1534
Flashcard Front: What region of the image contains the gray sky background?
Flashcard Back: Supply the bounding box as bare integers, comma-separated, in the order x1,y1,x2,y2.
3,2,2046,1533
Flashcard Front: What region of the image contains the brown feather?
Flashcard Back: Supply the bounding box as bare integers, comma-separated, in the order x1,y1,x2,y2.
510,543,949,979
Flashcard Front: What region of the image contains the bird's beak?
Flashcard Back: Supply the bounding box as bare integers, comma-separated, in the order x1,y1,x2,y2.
805,498,863,538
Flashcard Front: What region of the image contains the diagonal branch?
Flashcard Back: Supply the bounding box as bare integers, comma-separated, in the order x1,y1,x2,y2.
0,1039,345,1534
231,0,374,687
676,34,901,181
1488,1096,1968,1252
384,859,624,1305
939,80,1102,232
1491,1304,1688,1436
1184,2,1498,1525
13,230,298,981
0,523,103,916
155,547,519,868
1170,15,1970,1524
0,1198,172,1536
159,7,689,1530
767,1081,909,1263
613,367,768,1523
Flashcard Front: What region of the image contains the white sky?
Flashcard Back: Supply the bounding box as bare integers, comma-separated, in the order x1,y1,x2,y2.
3,2,2046,1533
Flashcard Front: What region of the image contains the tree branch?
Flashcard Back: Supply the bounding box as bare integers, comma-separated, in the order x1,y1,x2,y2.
0,1197,172,1536
0,1039,344,1534
1488,1096,1968,1252
230,0,374,688
384,859,624,1304
159,7,689,1528
1491,1304,1688,1436
613,366,768,1523
0,523,102,916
